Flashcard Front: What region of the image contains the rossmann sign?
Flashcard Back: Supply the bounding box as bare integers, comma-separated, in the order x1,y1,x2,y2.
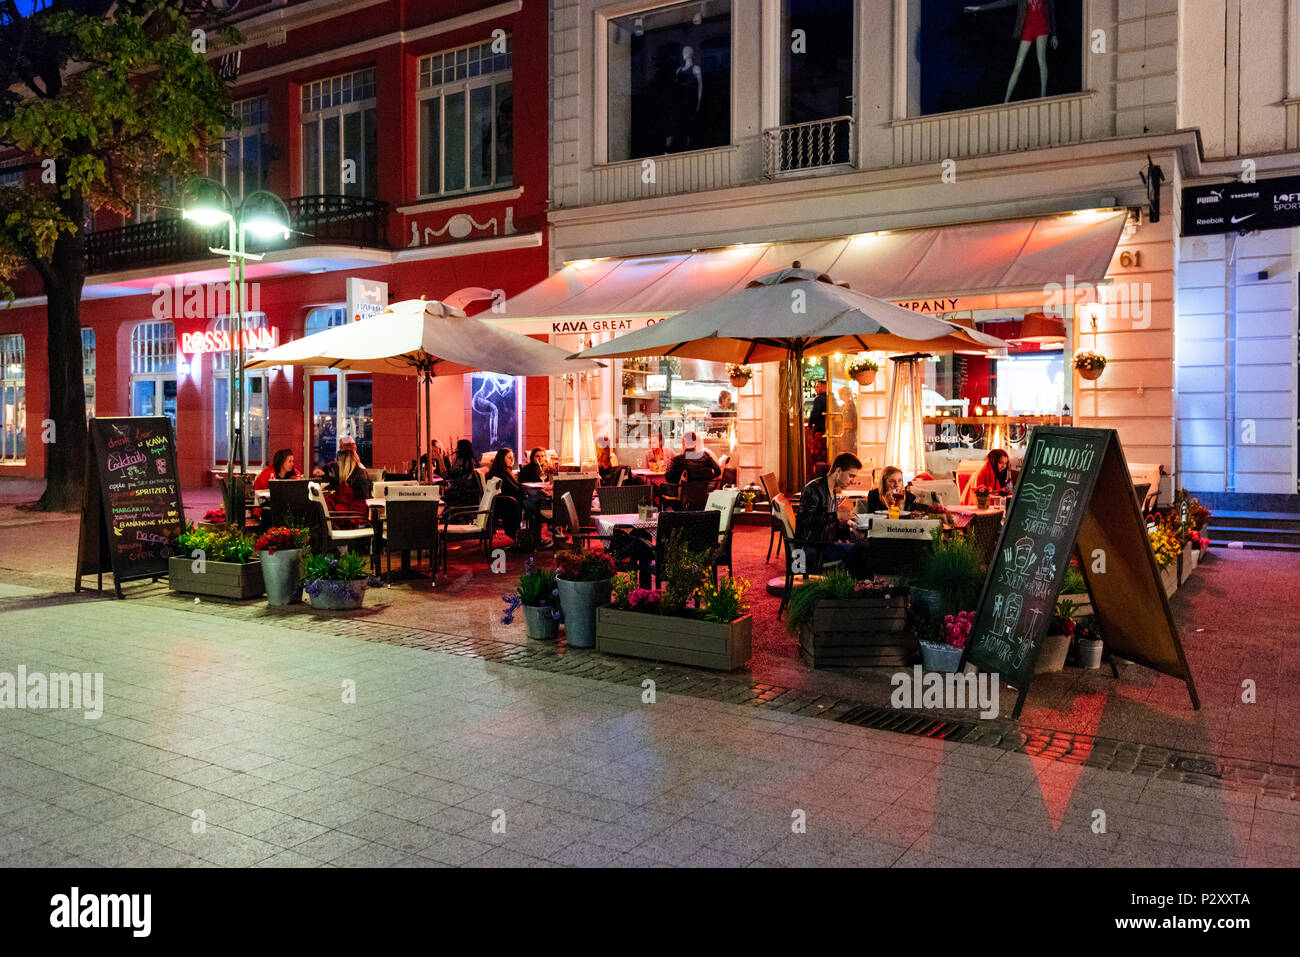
1182,174,1300,235
179,327,279,355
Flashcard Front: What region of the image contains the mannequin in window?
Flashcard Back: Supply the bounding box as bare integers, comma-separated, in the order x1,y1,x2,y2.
965,0,1057,102
665,45,702,152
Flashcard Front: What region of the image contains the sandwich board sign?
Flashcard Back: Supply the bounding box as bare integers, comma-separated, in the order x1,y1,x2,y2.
964,427,1199,718
75,417,186,598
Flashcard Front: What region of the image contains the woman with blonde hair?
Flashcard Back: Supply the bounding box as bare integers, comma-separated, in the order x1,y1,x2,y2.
865,466,917,512
322,437,373,523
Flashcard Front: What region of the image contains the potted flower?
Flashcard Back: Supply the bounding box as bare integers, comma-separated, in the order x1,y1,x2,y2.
596,541,754,670
254,525,310,606
726,363,753,389
555,549,616,647
170,524,263,599
846,356,879,387
502,558,563,640
302,551,372,610
1035,599,1077,674
785,570,911,667
201,506,226,530
1149,519,1180,597
1074,620,1104,670
1073,348,1107,381
974,484,991,509
739,489,757,513
911,529,983,621
918,610,972,672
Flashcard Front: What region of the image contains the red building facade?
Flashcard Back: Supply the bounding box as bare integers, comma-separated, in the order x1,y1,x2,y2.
0,0,550,488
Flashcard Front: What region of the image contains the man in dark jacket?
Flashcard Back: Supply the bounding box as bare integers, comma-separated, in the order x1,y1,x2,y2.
794,451,869,577
660,431,722,508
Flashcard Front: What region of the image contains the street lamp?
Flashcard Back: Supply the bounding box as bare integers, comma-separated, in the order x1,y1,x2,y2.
182,177,291,527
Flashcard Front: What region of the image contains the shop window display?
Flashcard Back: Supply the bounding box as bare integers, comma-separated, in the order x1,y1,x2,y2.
906,0,1082,116
606,1,732,163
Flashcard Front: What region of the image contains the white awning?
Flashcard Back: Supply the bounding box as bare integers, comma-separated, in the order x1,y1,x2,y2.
499,210,1125,327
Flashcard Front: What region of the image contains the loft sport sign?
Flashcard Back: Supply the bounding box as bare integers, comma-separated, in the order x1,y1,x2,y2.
1182,174,1300,236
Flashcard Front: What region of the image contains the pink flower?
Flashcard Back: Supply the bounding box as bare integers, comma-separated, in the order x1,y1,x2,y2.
628,588,663,610
943,610,975,649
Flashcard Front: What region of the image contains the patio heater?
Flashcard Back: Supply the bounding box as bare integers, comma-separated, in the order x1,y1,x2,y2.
559,370,597,466
884,354,929,481
182,177,291,527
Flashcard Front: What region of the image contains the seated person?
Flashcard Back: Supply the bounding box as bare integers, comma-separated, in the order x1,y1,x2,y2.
660,431,722,503
517,447,548,485
253,448,301,490
320,437,372,525
443,439,481,508
418,438,449,478
795,452,869,579
866,466,919,512
963,448,1011,504
486,447,549,548
642,432,668,472
595,435,625,486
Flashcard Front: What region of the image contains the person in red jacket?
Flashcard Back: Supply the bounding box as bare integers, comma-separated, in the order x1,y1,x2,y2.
253,448,301,490
964,448,1011,504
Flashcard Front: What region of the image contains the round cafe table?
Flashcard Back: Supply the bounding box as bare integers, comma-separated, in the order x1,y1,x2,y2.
943,504,1005,529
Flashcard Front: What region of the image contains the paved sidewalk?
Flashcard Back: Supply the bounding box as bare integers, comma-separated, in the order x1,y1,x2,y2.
1,582,1295,867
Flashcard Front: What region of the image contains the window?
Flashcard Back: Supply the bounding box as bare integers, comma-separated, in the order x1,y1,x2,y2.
781,0,854,126
417,38,513,197
0,161,24,188
130,321,177,425
210,314,270,467
221,96,270,199
305,307,348,336
905,0,1083,116
82,328,95,420
301,69,378,197
606,1,732,162
0,334,25,464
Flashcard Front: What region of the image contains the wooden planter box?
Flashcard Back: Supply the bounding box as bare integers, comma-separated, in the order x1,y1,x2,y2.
1160,562,1179,599
1180,544,1199,584
596,606,752,671
168,555,264,599
799,595,911,668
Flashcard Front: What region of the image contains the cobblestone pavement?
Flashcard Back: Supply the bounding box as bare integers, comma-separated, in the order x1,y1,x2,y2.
2,581,1297,867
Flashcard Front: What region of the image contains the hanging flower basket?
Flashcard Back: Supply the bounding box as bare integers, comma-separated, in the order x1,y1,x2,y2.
1074,349,1107,381
846,356,879,387
726,363,753,389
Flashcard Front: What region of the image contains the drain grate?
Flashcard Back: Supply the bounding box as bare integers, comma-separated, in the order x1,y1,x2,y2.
837,705,973,741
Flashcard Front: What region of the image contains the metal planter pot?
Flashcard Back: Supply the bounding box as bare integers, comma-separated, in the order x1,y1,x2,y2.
1077,638,1104,669
918,640,964,673
555,577,610,648
522,603,560,640
260,549,302,606
305,578,368,610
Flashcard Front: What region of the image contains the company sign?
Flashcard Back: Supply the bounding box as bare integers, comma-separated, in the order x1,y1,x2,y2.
179,327,279,355
1182,176,1300,236
346,277,388,322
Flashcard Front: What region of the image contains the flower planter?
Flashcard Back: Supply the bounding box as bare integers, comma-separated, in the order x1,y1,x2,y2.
854,370,877,387
597,605,752,670
522,603,560,641
305,578,368,610
729,375,751,389
918,640,964,673
975,493,990,509
556,577,610,648
168,555,263,599
1035,632,1072,674
1160,562,1179,598
1180,544,1198,584
799,595,911,667
1077,637,1104,669
1078,366,1104,381
260,549,302,606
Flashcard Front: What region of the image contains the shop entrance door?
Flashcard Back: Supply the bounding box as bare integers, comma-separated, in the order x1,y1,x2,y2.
308,371,373,471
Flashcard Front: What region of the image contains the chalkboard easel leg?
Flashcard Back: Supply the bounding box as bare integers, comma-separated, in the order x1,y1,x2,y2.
1110,657,1122,678
1011,688,1027,720
114,581,124,599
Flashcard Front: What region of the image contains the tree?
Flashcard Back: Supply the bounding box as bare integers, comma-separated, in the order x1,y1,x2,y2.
0,0,234,510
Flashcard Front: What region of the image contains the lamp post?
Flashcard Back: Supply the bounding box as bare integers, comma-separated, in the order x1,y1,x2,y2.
182,177,291,527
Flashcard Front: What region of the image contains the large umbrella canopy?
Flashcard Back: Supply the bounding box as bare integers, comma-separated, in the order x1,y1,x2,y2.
248,298,602,376
572,267,1007,362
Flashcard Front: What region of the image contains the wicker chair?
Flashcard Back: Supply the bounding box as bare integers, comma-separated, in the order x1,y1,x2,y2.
775,494,843,619
595,484,650,517
759,471,783,562
653,510,723,587
440,477,501,573
268,478,312,530
381,499,441,579
306,482,375,560
968,510,1004,572
705,487,740,577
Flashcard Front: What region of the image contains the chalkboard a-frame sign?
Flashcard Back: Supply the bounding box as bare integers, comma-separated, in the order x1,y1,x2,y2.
75,417,186,599
964,427,1199,718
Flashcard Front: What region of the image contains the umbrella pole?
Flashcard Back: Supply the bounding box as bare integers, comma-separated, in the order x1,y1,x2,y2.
424,369,433,480
794,342,807,492
415,370,425,481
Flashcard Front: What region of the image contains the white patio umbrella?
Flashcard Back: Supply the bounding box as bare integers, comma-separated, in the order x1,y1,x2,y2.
573,265,1008,490
248,297,601,476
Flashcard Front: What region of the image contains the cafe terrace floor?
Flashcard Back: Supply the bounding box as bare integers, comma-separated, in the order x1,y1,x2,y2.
1,478,1295,790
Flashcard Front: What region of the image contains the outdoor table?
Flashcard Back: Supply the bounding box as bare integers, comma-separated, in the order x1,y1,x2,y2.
849,515,942,540
942,504,1005,530
631,469,669,481
594,512,657,539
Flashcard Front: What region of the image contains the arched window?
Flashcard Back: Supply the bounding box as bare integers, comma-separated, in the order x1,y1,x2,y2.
305,306,347,336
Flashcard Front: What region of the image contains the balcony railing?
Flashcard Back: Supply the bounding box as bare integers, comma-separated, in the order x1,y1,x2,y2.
84,194,390,275
763,115,855,177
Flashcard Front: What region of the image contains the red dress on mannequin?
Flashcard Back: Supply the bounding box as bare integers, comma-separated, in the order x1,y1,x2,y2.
1020,0,1050,40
